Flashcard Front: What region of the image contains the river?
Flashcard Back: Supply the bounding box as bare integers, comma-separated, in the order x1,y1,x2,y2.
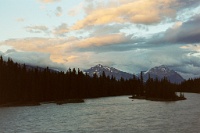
0,93,199,133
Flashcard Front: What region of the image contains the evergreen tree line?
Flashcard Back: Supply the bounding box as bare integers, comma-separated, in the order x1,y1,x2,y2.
178,78,200,93
131,72,182,100
0,57,137,104
0,56,188,105
144,76,180,99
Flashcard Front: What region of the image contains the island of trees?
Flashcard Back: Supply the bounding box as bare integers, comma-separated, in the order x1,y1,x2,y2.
178,78,200,93
1,56,197,107
130,72,186,101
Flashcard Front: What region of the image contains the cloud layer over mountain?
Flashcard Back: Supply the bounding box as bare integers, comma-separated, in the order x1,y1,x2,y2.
1,0,200,79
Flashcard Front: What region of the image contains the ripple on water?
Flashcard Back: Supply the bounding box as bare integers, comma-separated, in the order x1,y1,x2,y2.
0,94,199,133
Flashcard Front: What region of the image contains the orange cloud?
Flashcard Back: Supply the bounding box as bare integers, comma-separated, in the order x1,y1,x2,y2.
0,33,132,63
71,0,177,30
181,44,200,52
76,33,130,48
1,38,66,63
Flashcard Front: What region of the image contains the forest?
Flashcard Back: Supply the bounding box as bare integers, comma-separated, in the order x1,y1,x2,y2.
0,56,198,106
178,78,200,93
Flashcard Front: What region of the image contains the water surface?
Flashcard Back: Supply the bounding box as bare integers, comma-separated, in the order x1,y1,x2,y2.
0,93,199,133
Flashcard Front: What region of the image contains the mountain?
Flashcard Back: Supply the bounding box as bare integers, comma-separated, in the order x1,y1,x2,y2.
84,64,135,80
142,65,185,84
23,64,59,72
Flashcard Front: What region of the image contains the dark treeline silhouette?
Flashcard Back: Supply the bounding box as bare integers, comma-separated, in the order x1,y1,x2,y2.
131,73,185,101
0,56,138,105
0,56,186,105
178,78,200,93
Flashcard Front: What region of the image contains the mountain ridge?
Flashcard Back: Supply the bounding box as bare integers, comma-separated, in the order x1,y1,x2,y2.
85,64,185,83
84,64,135,80
22,63,185,83
142,65,185,84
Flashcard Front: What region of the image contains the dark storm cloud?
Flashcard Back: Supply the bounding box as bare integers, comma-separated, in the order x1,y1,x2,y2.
74,36,146,53
177,0,200,9
149,14,200,45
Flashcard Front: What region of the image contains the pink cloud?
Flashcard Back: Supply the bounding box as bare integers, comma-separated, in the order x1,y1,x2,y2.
76,33,131,48
70,0,177,30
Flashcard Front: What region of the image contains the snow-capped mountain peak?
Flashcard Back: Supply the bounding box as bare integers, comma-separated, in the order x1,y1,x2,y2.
84,64,134,80
96,64,103,68
146,65,172,74
143,65,184,84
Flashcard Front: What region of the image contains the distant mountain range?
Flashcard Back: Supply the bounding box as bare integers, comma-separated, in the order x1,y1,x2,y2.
25,63,185,83
84,64,185,83
142,65,185,84
84,64,134,80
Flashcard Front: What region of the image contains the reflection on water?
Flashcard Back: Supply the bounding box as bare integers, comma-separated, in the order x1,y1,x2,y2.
0,93,199,133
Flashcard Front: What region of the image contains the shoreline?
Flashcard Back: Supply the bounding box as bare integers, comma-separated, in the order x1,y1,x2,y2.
0,94,188,107
0,99,85,108
0,102,41,108
129,96,186,102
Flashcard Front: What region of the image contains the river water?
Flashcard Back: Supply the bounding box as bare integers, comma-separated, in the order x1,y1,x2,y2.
0,93,199,133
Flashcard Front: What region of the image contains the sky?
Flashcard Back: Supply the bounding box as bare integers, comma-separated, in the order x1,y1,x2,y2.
1,0,200,79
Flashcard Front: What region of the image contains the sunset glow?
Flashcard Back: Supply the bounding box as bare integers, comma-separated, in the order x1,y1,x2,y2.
1,0,200,79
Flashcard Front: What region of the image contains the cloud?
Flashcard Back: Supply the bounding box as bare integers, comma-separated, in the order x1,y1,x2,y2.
38,0,61,3
0,33,134,65
2,49,65,70
172,52,200,79
75,33,132,48
0,45,13,53
0,37,84,64
55,6,62,17
180,44,200,72
25,25,49,34
86,24,128,37
0,37,97,71
74,35,145,53
177,0,200,9
108,44,200,79
66,0,200,32
53,23,69,36
2,0,200,80
70,0,177,31
181,43,199,50
1,37,200,79
149,14,200,45
1,35,126,53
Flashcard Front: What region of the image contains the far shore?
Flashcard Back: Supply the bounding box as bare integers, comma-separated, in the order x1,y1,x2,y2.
129,96,186,102
0,102,41,108
0,94,188,108
0,99,85,108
